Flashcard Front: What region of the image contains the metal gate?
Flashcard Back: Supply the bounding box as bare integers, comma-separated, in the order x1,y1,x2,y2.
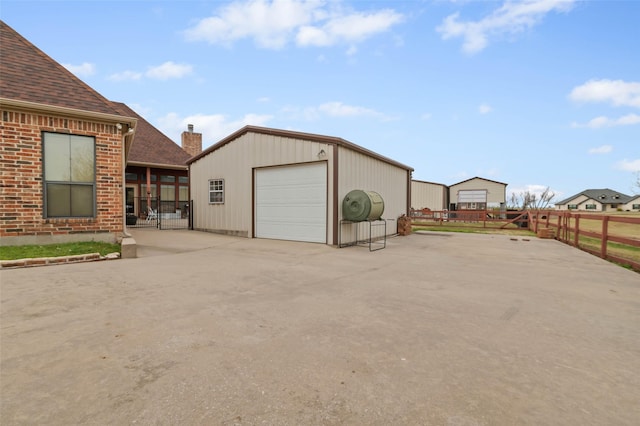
126,196,192,230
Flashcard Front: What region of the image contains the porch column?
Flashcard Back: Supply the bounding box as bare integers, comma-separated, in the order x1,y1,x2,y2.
146,167,151,215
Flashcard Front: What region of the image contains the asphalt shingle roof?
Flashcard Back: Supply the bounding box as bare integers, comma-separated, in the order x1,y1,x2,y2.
556,188,632,205
113,102,190,167
0,20,122,116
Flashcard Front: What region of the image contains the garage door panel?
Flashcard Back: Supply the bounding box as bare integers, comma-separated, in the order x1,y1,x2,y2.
256,163,327,243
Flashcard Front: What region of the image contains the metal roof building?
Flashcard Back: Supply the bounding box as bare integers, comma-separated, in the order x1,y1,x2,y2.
188,126,413,245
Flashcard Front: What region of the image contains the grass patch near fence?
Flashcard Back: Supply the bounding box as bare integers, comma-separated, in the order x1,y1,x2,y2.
413,224,535,237
569,234,640,267
0,241,121,261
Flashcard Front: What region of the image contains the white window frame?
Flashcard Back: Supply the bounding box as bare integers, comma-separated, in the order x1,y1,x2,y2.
208,179,224,204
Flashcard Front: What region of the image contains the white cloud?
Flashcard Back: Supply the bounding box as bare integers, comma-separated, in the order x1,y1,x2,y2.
507,184,558,204
62,62,95,77
421,113,432,121
297,9,404,47
569,79,640,108
184,0,403,49
478,103,493,114
588,145,612,154
108,70,143,81
483,168,500,177
572,113,640,129
317,101,389,120
145,61,193,80
157,112,273,147
437,0,575,54
615,159,640,172
283,101,392,121
108,62,193,82
257,97,270,103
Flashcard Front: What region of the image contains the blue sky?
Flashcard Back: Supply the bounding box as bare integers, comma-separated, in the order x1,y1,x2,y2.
3,0,639,202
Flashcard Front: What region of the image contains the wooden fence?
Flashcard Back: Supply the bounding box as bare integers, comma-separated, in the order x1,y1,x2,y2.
528,210,640,272
410,208,640,271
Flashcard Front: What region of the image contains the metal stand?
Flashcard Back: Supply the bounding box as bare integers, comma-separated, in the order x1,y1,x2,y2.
339,219,387,251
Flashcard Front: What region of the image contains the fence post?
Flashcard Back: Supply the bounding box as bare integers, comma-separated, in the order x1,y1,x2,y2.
574,214,580,247
558,213,563,241
189,199,194,230
601,215,609,259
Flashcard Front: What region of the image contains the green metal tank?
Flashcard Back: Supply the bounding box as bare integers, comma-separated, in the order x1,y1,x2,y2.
342,190,385,222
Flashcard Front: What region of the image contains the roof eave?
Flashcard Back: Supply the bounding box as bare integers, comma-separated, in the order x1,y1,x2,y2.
0,97,137,127
126,161,188,171
187,125,414,171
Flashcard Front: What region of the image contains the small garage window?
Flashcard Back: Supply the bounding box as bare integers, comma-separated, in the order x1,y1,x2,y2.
209,179,224,204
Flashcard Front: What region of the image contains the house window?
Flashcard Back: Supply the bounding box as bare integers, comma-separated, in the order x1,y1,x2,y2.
633,204,640,210
160,184,176,213
209,179,224,204
568,204,578,210
585,204,596,210
43,132,95,218
179,186,189,203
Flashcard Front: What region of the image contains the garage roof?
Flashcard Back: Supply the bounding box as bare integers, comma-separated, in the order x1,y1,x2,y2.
187,125,413,171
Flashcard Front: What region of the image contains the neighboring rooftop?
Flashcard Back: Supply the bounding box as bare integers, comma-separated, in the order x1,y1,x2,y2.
556,188,632,205
187,125,413,171
450,176,508,186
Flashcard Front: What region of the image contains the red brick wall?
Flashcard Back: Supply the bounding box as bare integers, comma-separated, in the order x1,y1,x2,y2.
181,129,202,158
1,108,124,244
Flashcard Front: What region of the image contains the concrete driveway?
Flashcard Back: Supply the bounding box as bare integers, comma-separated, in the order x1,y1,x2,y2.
1,230,639,425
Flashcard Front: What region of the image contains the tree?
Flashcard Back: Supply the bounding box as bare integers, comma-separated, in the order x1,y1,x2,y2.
633,171,640,195
509,186,555,210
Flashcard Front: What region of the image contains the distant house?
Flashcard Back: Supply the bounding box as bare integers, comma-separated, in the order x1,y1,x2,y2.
622,195,640,211
0,21,137,245
555,189,636,212
114,102,199,220
449,177,507,210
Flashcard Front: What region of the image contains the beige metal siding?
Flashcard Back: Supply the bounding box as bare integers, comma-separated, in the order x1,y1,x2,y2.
450,178,506,206
411,181,446,210
190,132,333,237
338,147,408,240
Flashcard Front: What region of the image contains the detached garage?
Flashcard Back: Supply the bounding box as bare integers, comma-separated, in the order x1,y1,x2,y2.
187,126,413,245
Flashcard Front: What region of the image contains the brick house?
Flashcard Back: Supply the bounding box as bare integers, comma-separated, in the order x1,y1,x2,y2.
0,21,137,245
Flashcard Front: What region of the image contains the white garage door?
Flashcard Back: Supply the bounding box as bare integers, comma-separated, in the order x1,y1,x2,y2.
255,162,327,243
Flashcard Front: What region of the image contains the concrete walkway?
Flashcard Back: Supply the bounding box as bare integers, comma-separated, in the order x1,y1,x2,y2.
1,230,639,425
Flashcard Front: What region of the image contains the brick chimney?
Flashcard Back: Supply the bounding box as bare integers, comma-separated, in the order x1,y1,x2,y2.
181,124,202,157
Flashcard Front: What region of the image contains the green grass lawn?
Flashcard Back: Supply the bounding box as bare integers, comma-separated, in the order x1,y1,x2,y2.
0,241,121,261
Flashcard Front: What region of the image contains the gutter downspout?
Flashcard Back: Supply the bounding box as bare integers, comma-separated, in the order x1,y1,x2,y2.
122,126,135,238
